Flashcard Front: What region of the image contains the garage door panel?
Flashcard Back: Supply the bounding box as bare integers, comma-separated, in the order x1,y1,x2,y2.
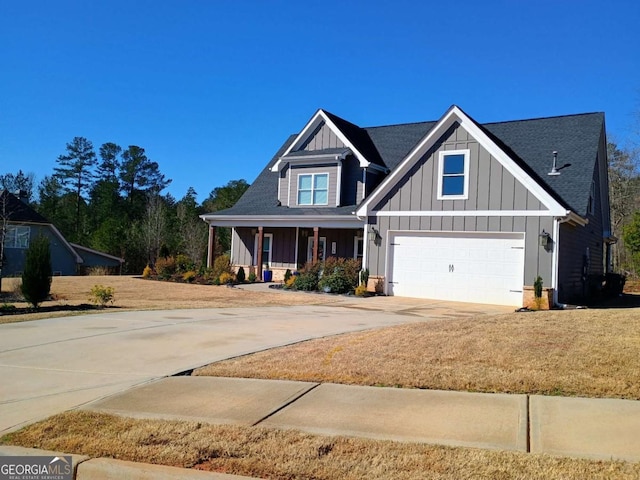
389,232,524,306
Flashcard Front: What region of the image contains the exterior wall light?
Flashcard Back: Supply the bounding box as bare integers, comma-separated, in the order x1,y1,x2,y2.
539,230,552,249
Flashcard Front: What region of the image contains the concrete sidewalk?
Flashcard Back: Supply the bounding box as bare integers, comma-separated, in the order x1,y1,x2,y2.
85,376,640,462
4,376,639,479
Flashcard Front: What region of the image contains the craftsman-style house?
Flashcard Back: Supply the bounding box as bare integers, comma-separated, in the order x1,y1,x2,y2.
201,106,612,307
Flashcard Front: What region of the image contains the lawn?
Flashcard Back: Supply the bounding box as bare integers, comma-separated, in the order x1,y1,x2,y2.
0,275,338,323
3,277,640,478
194,307,640,400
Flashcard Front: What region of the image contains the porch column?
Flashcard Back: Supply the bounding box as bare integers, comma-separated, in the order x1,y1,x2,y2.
313,227,319,263
257,226,264,280
207,225,216,268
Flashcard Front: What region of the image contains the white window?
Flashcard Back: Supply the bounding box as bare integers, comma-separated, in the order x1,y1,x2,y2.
307,236,326,263
437,149,470,200
298,173,329,206
254,233,273,267
3,226,30,249
354,236,363,260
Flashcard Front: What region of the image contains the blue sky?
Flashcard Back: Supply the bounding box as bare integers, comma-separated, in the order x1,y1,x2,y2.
1,0,638,203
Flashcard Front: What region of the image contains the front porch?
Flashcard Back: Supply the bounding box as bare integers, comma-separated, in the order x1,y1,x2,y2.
207,225,364,281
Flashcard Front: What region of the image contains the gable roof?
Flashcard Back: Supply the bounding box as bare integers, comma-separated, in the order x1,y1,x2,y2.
0,190,49,223
205,107,605,221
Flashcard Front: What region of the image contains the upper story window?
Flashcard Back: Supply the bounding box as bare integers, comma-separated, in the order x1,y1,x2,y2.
3,226,30,249
437,149,470,200
298,173,328,206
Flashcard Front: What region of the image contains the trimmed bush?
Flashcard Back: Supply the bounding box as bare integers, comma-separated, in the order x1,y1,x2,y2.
211,255,234,282
21,235,52,308
355,284,368,297
142,265,153,278
284,269,292,283
248,272,257,283
182,270,197,282
236,266,246,283
175,254,194,273
292,271,319,291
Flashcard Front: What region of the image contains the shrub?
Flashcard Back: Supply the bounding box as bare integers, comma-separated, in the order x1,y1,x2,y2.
355,284,368,297
236,266,246,283
87,266,110,276
284,276,296,289
248,272,257,283
284,269,292,283
142,265,154,278
211,255,233,282
360,268,369,286
89,284,115,308
318,257,361,294
219,272,235,285
175,254,194,273
534,276,543,298
182,270,197,282
155,256,176,279
21,235,52,308
319,272,353,293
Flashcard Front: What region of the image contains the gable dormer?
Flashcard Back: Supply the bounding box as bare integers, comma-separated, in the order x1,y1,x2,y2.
273,110,386,208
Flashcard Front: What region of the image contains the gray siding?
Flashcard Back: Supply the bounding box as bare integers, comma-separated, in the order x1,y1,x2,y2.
340,155,361,206
557,139,607,303
300,122,345,151
278,166,289,206
287,165,339,207
366,122,554,291
3,224,77,276
374,123,544,213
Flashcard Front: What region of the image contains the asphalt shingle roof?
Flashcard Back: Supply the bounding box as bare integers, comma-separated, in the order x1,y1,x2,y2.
0,190,49,223
209,110,604,218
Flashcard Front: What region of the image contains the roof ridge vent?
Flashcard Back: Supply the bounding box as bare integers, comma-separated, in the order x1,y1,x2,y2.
548,151,561,176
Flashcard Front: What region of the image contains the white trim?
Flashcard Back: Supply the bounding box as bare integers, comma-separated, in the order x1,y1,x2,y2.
336,159,342,207
374,209,552,217
294,227,299,269
271,109,370,171
287,169,292,206
353,235,364,260
356,105,568,218
230,227,236,264
307,236,327,263
200,214,365,229
297,172,329,206
254,232,273,267
437,149,470,200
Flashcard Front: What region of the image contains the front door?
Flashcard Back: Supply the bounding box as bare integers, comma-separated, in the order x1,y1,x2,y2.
307,236,326,263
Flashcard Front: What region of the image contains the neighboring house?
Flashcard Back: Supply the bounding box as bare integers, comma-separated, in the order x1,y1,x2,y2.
1,190,124,276
200,105,613,307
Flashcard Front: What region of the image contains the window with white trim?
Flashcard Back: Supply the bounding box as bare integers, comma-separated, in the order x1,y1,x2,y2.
354,236,363,260
297,173,329,206
253,233,273,267
437,150,470,200
3,226,30,249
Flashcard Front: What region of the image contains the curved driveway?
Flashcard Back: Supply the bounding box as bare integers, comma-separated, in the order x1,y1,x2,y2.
0,297,511,433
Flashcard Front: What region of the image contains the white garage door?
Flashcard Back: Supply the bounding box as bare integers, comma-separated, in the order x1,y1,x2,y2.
388,232,524,306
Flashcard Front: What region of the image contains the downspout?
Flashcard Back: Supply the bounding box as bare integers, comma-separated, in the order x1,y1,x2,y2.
361,167,367,202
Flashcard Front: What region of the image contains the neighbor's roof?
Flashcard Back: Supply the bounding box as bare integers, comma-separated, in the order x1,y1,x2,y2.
207,109,604,218
0,190,49,223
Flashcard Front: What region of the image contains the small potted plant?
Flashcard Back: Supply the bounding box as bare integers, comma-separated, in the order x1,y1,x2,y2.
262,263,273,282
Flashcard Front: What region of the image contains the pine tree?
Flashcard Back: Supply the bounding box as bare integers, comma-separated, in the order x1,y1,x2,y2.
20,235,52,308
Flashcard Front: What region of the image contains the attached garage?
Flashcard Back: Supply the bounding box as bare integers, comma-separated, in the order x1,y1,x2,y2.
387,231,525,306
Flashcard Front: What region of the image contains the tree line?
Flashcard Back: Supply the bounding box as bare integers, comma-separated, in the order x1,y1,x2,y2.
1,137,248,274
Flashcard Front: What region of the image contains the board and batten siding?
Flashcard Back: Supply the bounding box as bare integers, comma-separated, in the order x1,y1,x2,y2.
300,122,346,151
366,121,553,289
557,146,606,304
232,227,297,269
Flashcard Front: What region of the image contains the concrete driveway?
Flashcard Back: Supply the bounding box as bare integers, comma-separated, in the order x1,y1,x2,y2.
0,297,511,433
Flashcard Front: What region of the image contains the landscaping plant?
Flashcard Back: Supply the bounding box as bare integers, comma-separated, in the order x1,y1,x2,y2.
88,285,115,308
20,235,52,308
236,266,246,283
